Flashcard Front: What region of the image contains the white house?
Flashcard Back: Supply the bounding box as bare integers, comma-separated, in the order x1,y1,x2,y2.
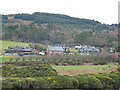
74,45,83,49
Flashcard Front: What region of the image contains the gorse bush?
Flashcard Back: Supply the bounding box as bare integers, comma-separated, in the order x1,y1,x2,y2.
2,63,58,77
51,76,74,88
74,75,103,88
2,72,120,89
2,63,120,89
108,73,120,89
89,72,120,89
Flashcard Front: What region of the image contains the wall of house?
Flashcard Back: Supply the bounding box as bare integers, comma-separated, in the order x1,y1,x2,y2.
46,50,64,54
8,15,15,20
115,52,120,59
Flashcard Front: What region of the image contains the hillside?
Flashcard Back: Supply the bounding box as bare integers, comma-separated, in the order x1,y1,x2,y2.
2,12,117,30
1,12,118,48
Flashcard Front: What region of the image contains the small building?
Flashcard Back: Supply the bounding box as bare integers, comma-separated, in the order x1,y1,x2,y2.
7,14,15,20
46,46,64,54
115,52,120,59
79,45,99,55
74,45,83,49
0,51,2,55
5,46,32,55
63,46,70,52
109,48,115,53
39,51,45,55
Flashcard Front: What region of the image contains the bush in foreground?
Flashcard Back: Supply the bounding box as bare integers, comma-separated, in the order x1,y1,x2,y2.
2,72,120,89
2,63,58,77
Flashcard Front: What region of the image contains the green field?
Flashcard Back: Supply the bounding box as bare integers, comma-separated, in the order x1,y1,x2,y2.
1,55,42,62
52,64,118,75
0,40,31,51
69,48,78,52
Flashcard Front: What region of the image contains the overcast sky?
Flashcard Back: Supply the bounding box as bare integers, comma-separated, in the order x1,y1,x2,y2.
0,0,119,24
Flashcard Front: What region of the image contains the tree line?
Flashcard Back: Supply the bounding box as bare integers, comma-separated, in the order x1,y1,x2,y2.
2,12,117,30
2,23,118,48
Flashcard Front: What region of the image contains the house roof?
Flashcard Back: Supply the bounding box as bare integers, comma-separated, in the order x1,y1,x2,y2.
8,46,25,49
5,46,31,52
80,46,99,52
75,45,82,49
5,49,31,52
48,46,64,51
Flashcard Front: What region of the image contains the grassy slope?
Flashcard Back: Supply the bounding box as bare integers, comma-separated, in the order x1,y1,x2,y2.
0,40,31,51
52,64,118,75
52,65,117,69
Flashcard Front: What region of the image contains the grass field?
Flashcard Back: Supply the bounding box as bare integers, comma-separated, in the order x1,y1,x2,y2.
52,64,118,75
0,40,31,51
69,48,78,52
1,55,41,62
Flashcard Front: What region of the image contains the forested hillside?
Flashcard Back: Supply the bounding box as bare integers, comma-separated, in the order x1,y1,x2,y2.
1,12,118,48
2,12,117,30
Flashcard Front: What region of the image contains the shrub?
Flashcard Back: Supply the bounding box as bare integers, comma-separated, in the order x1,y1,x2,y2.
18,53,24,56
62,63,68,66
2,63,58,77
2,73,120,89
22,57,26,62
74,75,103,89
69,77,79,88
49,76,74,88
93,60,107,65
117,67,120,72
108,73,120,89
9,58,13,62
33,77,50,88
92,73,120,89
2,79,13,88
94,75,113,88
15,57,20,62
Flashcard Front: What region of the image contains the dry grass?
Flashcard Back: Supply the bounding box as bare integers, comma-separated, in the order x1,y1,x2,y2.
52,64,118,76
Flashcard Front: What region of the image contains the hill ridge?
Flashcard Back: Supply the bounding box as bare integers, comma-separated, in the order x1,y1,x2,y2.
2,12,117,30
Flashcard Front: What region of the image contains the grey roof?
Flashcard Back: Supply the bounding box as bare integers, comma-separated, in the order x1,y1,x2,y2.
48,46,64,51
80,46,99,52
5,49,31,52
5,46,31,52
8,46,25,49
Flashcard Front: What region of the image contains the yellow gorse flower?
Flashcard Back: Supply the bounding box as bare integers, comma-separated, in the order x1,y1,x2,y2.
53,80,56,83
25,77,35,81
12,77,19,80
88,75,100,81
102,76,112,80
47,77,53,80
94,73,100,75
110,70,119,74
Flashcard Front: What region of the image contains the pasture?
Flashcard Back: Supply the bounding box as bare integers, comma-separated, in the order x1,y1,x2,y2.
1,55,41,62
0,40,31,51
52,64,118,75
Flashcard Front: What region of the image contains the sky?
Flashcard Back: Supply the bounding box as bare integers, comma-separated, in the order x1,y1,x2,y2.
0,0,119,24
